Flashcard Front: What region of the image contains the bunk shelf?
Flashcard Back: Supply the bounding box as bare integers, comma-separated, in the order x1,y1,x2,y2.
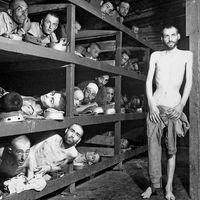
3,145,147,200
28,3,69,14
0,112,146,137
67,0,156,51
76,30,118,40
0,37,146,81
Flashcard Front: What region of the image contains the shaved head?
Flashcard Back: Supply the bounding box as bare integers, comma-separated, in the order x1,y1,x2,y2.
11,135,30,147
9,0,27,9
10,135,31,166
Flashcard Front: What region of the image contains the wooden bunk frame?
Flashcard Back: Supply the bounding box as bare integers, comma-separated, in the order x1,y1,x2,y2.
0,1,155,199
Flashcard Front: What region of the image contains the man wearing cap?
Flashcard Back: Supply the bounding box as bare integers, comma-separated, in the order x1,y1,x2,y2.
78,75,110,106
78,75,109,91
75,82,99,114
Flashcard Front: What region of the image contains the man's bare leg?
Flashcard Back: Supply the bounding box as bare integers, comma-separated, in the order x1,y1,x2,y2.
165,154,176,200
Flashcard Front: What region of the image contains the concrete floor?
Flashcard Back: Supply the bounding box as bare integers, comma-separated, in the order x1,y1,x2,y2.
46,148,190,200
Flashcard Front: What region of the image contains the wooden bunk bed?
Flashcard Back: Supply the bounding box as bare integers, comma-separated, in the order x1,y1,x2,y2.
0,1,156,199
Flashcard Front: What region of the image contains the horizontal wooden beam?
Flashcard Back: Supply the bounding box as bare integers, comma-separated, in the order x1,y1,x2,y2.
84,135,114,146
0,113,146,137
29,3,69,14
77,146,114,156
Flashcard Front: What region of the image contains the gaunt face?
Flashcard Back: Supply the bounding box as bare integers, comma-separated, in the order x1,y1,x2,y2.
106,87,114,103
97,75,109,88
11,0,28,25
118,2,130,17
84,87,97,103
41,14,59,35
74,89,84,106
89,44,101,59
12,138,30,166
85,152,100,164
64,124,83,145
162,27,180,50
75,21,81,34
40,91,61,109
121,52,129,66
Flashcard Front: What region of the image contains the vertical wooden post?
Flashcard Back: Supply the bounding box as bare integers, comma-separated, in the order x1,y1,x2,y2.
114,121,122,170
115,31,123,67
66,65,75,117
66,3,76,191
66,4,75,53
65,3,75,117
186,0,200,199
114,75,122,170
69,162,76,193
114,75,121,114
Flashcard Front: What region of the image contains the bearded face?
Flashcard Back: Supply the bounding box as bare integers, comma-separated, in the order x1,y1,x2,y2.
162,27,180,50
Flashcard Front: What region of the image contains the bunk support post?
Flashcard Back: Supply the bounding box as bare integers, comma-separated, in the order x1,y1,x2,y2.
66,4,76,53
65,3,76,191
114,75,121,114
65,3,76,117
114,121,122,170
69,162,76,192
115,31,123,68
113,75,123,170
186,0,200,199
66,64,75,117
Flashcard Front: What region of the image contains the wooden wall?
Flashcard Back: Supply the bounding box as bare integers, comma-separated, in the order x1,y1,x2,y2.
186,0,200,199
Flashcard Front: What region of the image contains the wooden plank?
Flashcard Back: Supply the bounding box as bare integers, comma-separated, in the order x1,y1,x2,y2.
186,0,199,36
0,113,146,137
84,135,114,146
114,121,121,155
66,64,75,116
122,46,148,51
115,31,122,68
187,0,200,198
88,0,102,8
66,4,75,53
114,75,122,113
29,3,69,14
189,32,200,200
77,146,114,156
76,30,117,40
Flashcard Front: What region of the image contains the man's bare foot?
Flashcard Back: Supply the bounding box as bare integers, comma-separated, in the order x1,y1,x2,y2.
165,186,175,200
141,187,152,199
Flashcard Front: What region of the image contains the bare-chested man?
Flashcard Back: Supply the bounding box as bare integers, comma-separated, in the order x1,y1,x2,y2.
0,135,31,186
141,24,193,200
